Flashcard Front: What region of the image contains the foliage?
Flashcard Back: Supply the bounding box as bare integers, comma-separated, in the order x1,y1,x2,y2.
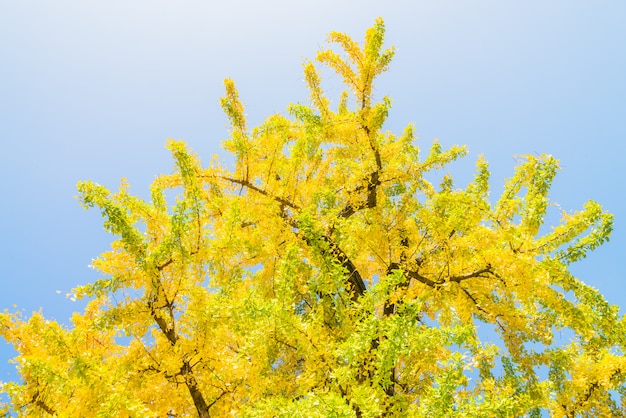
2,18,624,417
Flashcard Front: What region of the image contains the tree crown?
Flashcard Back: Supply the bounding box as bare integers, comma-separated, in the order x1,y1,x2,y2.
1,18,624,417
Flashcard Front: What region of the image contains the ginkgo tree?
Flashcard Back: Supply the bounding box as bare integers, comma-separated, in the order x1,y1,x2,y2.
2,18,625,417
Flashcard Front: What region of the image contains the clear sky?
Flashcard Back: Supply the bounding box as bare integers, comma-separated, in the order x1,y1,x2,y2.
1,1,624,384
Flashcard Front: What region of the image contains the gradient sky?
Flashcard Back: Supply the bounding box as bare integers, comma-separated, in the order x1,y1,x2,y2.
1,1,624,384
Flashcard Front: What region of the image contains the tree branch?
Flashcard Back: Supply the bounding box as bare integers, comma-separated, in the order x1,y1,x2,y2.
219,176,300,211
32,390,55,416
562,368,623,418
404,264,494,290
405,270,439,288
336,170,380,219
219,175,366,300
180,359,211,418
449,265,493,284
286,214,366,301
148,280,178,346
459,287,506,333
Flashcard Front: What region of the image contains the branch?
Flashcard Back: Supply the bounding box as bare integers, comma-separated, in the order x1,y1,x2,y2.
405,270,439,289
219,176,300,211
148,277,178,346
287,215,366,301
149,298,178,346
206,388,229,410
460,287,506,333
32,391,55,416
562,368,623,418
220,175,366,300
449,265,493,284
324,236,367,299
180,359,210,418
337,170,380,219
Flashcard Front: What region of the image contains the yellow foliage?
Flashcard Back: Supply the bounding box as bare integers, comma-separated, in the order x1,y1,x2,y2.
1,19,624,417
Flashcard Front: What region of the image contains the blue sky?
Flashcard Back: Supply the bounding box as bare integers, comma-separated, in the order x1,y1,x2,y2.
1,1,624,384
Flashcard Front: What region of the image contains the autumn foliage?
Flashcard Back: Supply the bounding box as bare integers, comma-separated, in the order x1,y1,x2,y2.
2,19,625,417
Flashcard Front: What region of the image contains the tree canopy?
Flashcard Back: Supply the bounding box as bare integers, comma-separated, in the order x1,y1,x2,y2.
1,18,624,417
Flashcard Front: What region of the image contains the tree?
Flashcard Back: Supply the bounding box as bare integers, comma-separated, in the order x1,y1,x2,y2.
1,18,625,417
